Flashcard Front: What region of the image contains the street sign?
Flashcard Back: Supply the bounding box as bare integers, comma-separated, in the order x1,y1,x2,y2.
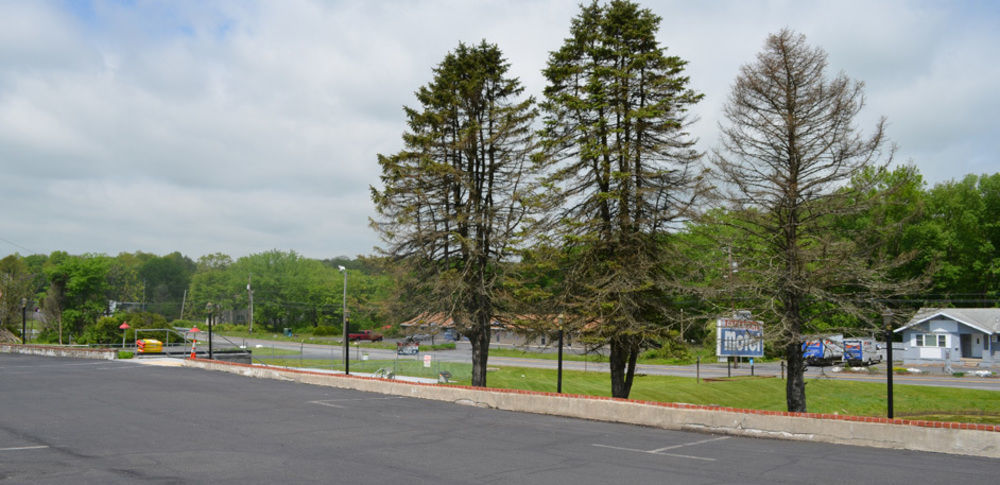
716,318,764,357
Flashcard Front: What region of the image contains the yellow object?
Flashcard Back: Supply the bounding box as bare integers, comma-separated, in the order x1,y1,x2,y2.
137,339,163,353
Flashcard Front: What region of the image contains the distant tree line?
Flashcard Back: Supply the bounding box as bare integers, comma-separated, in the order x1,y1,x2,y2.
0,250,393,345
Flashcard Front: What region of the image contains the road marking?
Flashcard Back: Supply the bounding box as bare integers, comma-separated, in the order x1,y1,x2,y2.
647,435,730,453
592,436,728,462
0,445,49,452
592,444,716,461
309,397,406,409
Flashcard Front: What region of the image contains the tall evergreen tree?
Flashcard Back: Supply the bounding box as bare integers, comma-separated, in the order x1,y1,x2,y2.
539,0,705,398
372,41,537,387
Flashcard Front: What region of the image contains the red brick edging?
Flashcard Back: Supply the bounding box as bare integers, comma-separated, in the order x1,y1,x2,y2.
188,358,999,433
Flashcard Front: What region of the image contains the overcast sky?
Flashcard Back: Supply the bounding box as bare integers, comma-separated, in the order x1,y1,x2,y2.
1,0,998,261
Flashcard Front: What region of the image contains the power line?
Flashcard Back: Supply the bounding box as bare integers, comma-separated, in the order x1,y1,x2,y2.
0,237,35,254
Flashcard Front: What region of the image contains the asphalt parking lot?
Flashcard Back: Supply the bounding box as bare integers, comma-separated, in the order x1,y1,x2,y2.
1,353,997,484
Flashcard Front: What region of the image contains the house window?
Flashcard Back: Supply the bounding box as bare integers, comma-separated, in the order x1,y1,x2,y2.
915,334,946,347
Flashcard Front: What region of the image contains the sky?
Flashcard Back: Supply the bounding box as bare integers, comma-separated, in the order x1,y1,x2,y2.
1,0,998,261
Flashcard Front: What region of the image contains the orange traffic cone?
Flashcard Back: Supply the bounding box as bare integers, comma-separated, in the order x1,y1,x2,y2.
189,326,201,359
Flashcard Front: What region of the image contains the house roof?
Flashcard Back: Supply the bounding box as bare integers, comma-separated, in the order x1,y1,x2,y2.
895,308,1000,334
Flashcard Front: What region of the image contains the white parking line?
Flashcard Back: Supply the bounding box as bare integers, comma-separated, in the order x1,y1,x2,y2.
592,436,728,462
648,436,730,453
0,445,49,452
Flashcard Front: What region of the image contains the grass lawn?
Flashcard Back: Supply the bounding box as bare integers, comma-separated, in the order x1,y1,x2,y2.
255,357,471,381
253,356,1000,424
217,331,456,351
246,346,301,357
488,348,608,363
482,367,1000,423
488,345,763,366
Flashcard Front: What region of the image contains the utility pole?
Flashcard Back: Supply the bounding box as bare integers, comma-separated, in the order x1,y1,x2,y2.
21,297,27,344
179,289,187,320
247,274,254,333
726,247,739,368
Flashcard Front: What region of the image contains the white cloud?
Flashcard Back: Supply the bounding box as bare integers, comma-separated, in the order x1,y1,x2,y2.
0,0,996,259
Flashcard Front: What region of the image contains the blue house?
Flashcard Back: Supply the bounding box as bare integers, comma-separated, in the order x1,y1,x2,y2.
894,308,1000,367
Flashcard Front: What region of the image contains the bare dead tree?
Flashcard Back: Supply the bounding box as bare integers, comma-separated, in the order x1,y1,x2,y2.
712,29,916,412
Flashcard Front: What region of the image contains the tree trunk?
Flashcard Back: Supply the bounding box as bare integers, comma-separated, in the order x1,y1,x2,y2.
469,313,491,387
785,340,807,412
609,336,637,398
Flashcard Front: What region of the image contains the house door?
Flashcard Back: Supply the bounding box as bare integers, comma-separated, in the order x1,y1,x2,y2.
960,334,973,358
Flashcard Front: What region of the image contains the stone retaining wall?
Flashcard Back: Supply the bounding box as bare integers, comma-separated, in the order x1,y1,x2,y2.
1,344,116,360
184,358,1000,458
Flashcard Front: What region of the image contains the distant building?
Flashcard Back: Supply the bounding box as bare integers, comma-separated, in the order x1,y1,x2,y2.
894,308,1000,366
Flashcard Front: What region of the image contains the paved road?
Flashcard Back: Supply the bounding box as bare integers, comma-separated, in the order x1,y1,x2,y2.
204,335,1000,391
1,353,997,483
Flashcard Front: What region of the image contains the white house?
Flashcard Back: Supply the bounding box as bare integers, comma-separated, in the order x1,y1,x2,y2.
894,308,1000,366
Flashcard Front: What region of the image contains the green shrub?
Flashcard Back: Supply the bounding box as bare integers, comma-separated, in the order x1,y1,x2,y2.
171,319,202,329
893,367,910,374
312,325,341,336
118,350,134,359
952,372,965,377
80,312,169,345
212,323,243,332
639,331,691,362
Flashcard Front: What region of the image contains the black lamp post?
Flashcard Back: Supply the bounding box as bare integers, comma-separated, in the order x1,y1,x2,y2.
343,312,350,375
884,312,894,419
21,297,27,344
339,265,349,375
207,302,214,360
557,314,564,393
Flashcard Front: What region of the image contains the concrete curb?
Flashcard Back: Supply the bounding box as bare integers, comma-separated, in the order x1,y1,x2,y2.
184,358,999,458
1,344,116,360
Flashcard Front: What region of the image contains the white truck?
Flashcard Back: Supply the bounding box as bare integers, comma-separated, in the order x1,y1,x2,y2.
842,337,882,366
802,335,844,366
803,335,882,366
